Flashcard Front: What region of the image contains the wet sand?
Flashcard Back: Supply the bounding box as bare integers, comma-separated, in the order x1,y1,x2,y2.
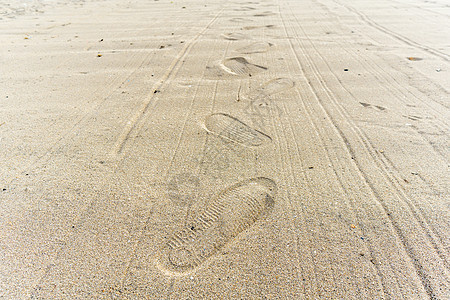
1,0,449,298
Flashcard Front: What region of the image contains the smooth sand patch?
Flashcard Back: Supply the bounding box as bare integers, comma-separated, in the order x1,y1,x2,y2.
1,0,448,298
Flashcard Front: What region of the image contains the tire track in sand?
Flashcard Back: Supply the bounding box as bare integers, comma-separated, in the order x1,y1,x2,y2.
280,1,448,298
331,0,450,62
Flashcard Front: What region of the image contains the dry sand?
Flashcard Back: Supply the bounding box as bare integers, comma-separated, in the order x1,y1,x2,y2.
1,0,449,298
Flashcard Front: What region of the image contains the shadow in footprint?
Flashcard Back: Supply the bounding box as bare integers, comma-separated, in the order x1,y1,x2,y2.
236,42,273,54
403,115,422,121
359,102,386,111
221,57,267,76
234,6,256,11
242,24,275,30
254,11,276,17
221,32,251,41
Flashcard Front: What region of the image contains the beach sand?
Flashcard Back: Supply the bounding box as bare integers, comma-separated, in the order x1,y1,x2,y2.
0,0,449,298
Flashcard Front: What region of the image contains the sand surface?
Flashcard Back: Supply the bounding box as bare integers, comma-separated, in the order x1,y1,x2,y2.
1,0,449,298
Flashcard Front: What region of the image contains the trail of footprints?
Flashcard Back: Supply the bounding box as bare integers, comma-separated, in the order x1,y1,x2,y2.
158,6,293,276
159,76,294,275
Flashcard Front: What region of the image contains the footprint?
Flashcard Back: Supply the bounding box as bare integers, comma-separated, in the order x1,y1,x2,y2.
167,173,201,207
204,113,272,146
221,32,250,41
199,142,232,177
221,57,267,76
157,177,277,275
256,78,295,96
236,42,273,54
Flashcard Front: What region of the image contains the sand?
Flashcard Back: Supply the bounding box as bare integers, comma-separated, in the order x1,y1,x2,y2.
0,0,449,298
